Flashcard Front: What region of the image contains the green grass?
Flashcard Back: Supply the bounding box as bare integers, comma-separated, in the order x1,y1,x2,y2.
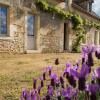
0,53,99,100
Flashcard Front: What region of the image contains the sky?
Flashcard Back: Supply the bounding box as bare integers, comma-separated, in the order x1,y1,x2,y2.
92,0,100,16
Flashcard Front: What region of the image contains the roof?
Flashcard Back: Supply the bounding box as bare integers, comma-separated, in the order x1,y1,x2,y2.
72,3,100,21
48,0,100,20
73,0,94,3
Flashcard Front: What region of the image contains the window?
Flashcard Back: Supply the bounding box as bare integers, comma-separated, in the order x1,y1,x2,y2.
0,6,7,35
27,14,35,36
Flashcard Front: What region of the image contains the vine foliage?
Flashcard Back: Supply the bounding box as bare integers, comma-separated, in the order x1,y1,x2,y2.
34,0,100,52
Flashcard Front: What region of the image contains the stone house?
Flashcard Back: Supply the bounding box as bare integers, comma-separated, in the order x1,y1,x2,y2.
0,0,100,53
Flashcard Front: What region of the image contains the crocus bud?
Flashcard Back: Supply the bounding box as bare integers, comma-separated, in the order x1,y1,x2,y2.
60,76,64,88
55,58,59,65
46,94,50,100
22,88,27,99
38,86,41,94
49,70,51,76
41,80,44,87
43,72,46,80
51,78,55,88
47,66,52,76
40,77,44,87
87,52,94,67
78,77,85,91
33,79,37,89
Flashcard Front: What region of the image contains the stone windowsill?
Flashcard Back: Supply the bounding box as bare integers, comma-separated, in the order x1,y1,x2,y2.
0,36,12,40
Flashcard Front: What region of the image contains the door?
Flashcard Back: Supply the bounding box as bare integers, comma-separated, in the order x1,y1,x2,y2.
27,14,35,50
64,23,68,50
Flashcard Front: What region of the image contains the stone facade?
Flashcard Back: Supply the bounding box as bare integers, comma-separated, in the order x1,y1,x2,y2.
0,0,99,53
0,0,25,53
39,12,64,53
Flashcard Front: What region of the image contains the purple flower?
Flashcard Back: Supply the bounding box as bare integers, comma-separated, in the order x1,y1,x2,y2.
30,89,39,100
73,65,79,71
21,88,27,99
55,78,60,88
37,86,41,94
62,86,76,99
87,52,94,67
95,67,100,78
40,77,44,87
87,83,100,100
48,85,53,96
47,66,52,76
66,62,71,68
50,73,57,88
80,64,89,77
95,47,100,59
50,73,57,80
43,72,46,80
33,78,37,89
21,88,32,100
60,76,64,88
94,67,100,86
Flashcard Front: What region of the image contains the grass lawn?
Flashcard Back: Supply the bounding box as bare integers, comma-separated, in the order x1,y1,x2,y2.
0,53,99,100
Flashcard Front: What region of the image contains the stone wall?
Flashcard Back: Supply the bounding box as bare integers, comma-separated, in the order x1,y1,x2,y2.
0,1,25,53
39,12,64,53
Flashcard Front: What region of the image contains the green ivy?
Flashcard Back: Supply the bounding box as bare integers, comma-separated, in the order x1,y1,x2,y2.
34,0,100,52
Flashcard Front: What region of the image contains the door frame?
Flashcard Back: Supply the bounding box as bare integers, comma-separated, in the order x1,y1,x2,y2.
63,22,69,51
24,12,37,53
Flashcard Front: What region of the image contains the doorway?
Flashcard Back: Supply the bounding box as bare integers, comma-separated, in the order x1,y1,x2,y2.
27,14,36,50
64,23,69,51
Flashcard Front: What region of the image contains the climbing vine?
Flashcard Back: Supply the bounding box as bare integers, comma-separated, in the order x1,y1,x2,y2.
34,0,100,52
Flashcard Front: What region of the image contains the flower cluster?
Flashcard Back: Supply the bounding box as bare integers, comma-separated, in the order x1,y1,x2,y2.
20,45,100,100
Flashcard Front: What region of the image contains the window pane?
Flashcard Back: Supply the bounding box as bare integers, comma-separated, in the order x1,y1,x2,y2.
27,14,34,36
0,7,7,34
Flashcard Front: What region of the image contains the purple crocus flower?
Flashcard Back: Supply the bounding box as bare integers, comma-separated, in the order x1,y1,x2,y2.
48,85,53,96
68,74,76,88
55,78,60,88
30,89,40,100
21,88,27,100
33,78,37,89
73,65,79,71
86,82,100,100
70,63,89,91
62,86,77,100
63,65,71,80
78,64,89,91
66,62,71,68
40,77,44,87
56,90,61,100
60,76,64,88
47,66,52,76
95,47,100,59
87,52,94,68
30,90,36,100
50,73,57,88
94,67,100,86
43,72,46,80
37,86,41,94
21,88,32,100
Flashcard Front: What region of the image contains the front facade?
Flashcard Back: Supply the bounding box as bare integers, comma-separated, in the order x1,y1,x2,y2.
0,0,100,53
